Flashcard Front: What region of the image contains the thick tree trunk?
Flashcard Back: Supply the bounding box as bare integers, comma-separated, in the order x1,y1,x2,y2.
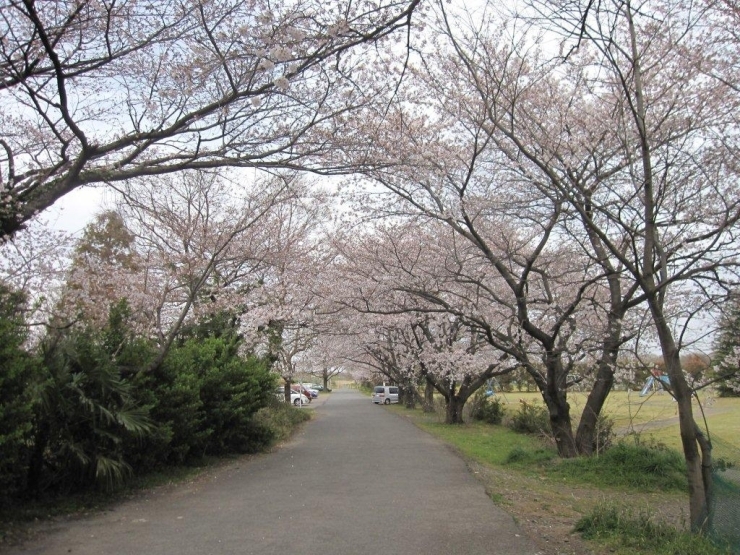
445,394,465,424
575,376,613,456
428,374,485,424
547,405,577,458
540,355,578,458
398,384,414,408
575,334,619,455
404,382,417,409
576,199,627,456
423,378,435,413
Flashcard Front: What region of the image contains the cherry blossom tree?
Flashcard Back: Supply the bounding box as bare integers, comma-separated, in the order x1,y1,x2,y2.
312,231,425,399
410,315,516,422
324,220,532,423
0,0,421,237
299,336,346,390
0,219,73,336
62,170,322,374
234,180,335,399
417,0,740,531
532,0,739,531
346,79,642,454
328,312,425,404
270,321,320,400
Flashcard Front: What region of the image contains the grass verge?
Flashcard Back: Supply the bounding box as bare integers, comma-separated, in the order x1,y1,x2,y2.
554,441,687,491
402,409,687,492
575,503,732,555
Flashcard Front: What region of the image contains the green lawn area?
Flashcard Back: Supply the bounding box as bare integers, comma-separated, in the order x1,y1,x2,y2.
487,390,740,464
412,416,545,466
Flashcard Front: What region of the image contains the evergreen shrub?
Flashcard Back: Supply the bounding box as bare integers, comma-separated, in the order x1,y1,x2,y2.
507,399,550,435
470,393,505,425
0,286,38,505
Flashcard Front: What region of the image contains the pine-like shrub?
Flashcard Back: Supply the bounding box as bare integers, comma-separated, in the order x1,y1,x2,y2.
507,399,550,435
470,394,506,425
0,286,39,505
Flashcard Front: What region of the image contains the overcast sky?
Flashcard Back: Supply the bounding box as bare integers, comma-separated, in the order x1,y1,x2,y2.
45,186,109,236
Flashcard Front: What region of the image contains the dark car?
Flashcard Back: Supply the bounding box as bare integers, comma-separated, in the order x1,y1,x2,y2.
297,383,319,398
291,384,314,401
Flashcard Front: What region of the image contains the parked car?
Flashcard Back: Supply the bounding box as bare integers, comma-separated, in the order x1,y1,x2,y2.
291,384,315,401
372,385,399,405
305,386,320,398
275,388,310,406
297,381,323,393
290,392,310,406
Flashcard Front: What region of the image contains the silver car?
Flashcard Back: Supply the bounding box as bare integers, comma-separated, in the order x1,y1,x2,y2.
372,385,399,404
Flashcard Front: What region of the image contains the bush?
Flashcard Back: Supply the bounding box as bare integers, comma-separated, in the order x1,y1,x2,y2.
0,286,39,505
558,440,687,491
575,503,731,554
470,394,505,425
602,441,684,478
29,324,152,496
507,399,550,435
126,363,207,468
245,400,312,451
11,296,285,505
130,336,277,465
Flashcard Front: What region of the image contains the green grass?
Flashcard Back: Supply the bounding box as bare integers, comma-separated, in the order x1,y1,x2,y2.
480,391,740,464
408,415,550,467
504,446,555,466
575,503,733,555
412,416,688,492
554,441,687,491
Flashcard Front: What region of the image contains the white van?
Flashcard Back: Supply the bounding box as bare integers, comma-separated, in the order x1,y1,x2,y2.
372,385,399,404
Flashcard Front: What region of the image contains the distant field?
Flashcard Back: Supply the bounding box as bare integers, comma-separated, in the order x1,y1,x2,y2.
353,380,739,462
492,390,740,463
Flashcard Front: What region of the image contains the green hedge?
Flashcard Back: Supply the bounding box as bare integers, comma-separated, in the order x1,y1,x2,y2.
0,300,285,505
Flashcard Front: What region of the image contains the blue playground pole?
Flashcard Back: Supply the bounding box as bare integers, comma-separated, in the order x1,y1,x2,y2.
639,374,671,396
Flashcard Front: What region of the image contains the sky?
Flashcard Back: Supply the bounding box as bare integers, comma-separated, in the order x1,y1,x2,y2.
45,185,112,235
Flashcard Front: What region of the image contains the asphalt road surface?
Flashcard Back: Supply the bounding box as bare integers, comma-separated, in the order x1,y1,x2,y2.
8,389,540,555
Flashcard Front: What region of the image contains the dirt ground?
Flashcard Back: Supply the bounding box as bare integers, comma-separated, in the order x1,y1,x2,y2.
466,458,690,555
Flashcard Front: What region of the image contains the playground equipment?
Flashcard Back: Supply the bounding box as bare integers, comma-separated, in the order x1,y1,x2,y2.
483,378,509,402
639,371,671,396
484,378,498,396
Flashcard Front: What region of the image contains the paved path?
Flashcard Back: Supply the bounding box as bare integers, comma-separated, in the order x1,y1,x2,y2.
7,389,539,555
